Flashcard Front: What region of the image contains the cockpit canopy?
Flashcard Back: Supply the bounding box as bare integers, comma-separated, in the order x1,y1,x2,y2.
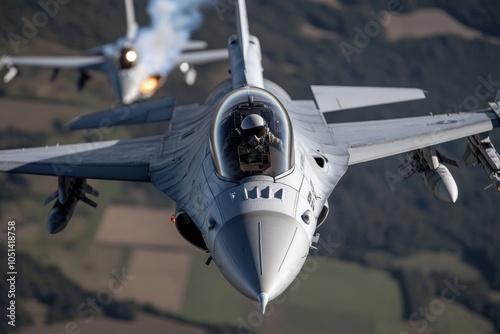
210,87,294,180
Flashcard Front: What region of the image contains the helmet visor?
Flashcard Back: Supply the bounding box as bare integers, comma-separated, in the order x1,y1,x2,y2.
243,126,266,138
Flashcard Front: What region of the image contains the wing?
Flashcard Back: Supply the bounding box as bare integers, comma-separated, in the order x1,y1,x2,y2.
0,54,114,96
311,85,426,112
1,55,107,70
0,98,210,233
307,84,500,166
0,97,208,184
0,135,163,182
329,110,499,165
68,96,178,130
174,49,228,66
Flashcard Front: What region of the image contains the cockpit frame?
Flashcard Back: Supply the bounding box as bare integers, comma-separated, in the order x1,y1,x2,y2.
210,86,294,181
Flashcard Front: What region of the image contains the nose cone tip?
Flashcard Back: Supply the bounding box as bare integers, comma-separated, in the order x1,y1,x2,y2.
214,213,310,304
258,293,269,314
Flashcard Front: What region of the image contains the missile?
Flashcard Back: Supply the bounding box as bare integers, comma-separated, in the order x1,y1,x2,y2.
3,66,18,83
45,177,98,234
180,62,197,86
464,133,500,192
1,56,19,83
76,71,91,92
49,68,60,83
398,146,459,203
47,195,79,234
422,164,458,203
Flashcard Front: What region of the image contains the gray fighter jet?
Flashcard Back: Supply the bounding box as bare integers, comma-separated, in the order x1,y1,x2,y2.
0,0,228,104
2,0,500,313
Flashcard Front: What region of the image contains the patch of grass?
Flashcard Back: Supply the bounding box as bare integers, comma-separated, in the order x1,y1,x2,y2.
258,304,374,334
441,303,494,334
285,259,404,319
9,177,133,291
75,181,121,253
374,318,411,334
182,251,252,324
183,256,405,328
117,246,133,270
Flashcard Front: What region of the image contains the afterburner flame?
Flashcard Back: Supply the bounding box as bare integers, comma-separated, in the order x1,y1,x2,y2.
140,77,159,94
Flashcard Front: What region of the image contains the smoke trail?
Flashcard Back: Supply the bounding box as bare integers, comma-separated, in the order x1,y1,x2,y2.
135,0,210,75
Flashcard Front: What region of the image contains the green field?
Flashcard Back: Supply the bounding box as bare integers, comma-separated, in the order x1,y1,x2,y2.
182,254,405,333
285,259,403,318
2,1,500,332
183,257,494,334
0,96,141,291
5,173,132,291
182,252,250,323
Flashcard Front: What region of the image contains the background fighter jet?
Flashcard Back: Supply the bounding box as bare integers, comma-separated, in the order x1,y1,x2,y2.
0,0,228,104
2,0,500,316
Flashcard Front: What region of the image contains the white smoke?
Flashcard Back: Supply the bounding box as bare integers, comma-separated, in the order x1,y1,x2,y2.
135,0,210,75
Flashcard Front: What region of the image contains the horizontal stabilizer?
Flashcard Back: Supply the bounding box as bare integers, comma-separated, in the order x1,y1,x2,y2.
311,85,427,113
68,96,176,130
183,40,208,51
175,49,228,66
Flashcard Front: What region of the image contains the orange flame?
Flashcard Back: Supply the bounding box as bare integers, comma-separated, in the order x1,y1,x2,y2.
140,77,159,94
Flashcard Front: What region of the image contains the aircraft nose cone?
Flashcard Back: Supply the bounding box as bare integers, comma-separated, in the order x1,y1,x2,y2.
120,71,140,105
213,213,310,306
258,293,269,314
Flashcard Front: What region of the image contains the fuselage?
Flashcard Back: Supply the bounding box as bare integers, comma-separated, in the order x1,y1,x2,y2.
98,39,165,104
149,2,347,309
149,79,342,308
118,63,165,104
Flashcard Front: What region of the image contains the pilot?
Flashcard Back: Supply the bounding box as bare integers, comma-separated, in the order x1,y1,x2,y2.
240,114,284,151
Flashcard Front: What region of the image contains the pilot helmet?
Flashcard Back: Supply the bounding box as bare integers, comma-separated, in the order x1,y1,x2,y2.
241,114,267,141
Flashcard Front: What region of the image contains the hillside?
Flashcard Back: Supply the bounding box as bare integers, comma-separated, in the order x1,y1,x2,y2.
2,0,500,333
0,245,237,334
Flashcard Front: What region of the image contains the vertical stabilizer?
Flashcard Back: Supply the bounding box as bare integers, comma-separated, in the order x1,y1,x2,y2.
236,0,250,61
229,0,264,89
124,0,139,41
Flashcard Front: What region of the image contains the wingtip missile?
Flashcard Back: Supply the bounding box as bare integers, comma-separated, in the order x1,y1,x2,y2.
3,66,18,83
464,133,500,192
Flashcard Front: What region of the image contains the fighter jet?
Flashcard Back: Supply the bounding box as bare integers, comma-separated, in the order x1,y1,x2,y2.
0,0,228,104
2,0,500,313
